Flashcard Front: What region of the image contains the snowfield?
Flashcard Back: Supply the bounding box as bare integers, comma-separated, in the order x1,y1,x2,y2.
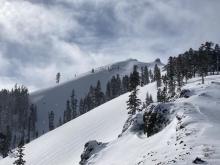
0,81,158,165
86,75,220,165
1,74,220,165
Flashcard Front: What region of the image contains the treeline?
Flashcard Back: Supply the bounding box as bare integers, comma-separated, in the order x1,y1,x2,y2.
76,65,155,117
126,41,220,119
157,42,220,102
48,65,157,129
0,85,37,158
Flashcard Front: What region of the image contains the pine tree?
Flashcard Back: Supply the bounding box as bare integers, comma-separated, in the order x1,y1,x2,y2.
64,100,71,123
161,87,167,103
105,81,112,101
145,92,153,106
144,66,150,85
122,75,129,93
48,111,54,131
116,74,122,96
154,64,161,88
87,86,96,110
214,44,220,75
129,65,140,91
70,89,77,119
149,69,154,82
198,43,211,84
0,131,10,158
56,72,61,84
157,88,162,102
175,55,184,88
95,80,105,106
111,76,118,98
79,98,85,115
167,57,176,96
58,117,62,127
140,67,144,86
126,88,141,115
162,74,168,89
13,141,26,165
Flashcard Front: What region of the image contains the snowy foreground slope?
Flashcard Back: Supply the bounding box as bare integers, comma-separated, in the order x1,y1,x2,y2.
0,82,158,165
30,58,163,134
1,75,220,165
86,75,220,165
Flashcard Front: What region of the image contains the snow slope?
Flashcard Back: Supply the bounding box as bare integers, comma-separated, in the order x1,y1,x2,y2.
0,80,158,165
30,58,163,134
86,75,220,165
1,74,220,165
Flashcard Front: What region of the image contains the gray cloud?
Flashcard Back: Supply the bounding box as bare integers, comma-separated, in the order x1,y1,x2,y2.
0,0,220,91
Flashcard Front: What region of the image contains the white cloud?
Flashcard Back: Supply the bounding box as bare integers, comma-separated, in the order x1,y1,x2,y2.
0,0,220,91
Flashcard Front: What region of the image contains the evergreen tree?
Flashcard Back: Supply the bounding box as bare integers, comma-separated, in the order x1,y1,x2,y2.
144,66,150,85
149,69,154,82
64,100,71,123
154,64,161,88
162,74,168,89
214,44,220,75
70,89,77,119
0,131,10,158
58,117,62,127
140,67,144,87
160,87,167,103
56,72,61,84
48,111,54,131
116,74,122,96
157,88,162,102
126,88,141,115
111,76,118,98
13,141,25,165
87,86,96,110
122,75,129,93
95,80,105,106
145,92,153,106
175,55,184,88
198,42,212,84
129,65,140,91
79,98,85,115
166,57,176,96
105,81,112,101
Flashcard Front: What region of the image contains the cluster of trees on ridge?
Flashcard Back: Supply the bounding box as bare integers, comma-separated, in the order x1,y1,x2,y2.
49,64,155,130
0,85,37,158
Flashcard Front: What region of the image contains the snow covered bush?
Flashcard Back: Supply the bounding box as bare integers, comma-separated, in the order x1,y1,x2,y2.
143,103,173,137
79,140,106,165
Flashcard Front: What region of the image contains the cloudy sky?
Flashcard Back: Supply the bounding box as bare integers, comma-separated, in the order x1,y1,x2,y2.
0,0,220,91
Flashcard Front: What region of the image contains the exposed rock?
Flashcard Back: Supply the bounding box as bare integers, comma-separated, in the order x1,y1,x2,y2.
192,157,207,164
179,89,191,98
79,140,106,165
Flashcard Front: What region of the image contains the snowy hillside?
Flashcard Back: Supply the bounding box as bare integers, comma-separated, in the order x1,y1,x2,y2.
30,58,164,134
0,81,158,165
85,75,220,165
1,75,220,165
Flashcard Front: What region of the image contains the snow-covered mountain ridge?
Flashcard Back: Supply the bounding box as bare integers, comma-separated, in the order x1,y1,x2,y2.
30,58,164,134
1,75,220,165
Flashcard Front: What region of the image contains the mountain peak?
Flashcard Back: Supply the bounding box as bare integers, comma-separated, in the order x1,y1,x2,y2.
154,58,161,63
